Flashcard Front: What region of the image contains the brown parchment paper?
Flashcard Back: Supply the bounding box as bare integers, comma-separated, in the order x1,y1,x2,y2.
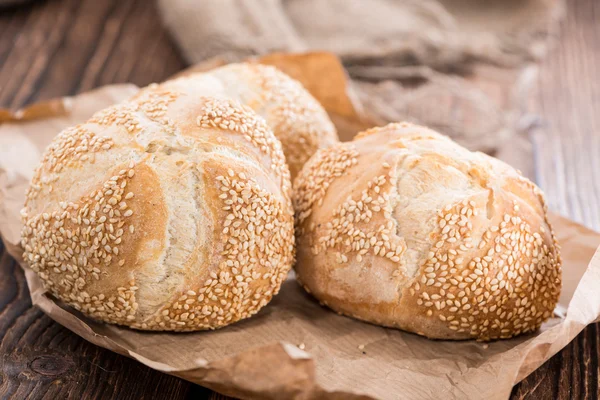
1,54,600,400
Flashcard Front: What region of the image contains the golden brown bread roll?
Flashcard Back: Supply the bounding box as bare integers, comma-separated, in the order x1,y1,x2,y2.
20,74,295,331
169,63,339,179
293,122,562,340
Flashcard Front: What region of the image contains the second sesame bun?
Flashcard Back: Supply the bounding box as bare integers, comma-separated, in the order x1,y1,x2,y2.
175,62,339,180
293,122,562,340
20,74,295,331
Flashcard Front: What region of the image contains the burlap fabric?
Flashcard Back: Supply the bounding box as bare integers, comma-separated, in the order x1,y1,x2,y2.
156,0,565,176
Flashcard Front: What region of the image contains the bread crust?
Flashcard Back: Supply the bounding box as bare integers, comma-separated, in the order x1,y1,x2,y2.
294,122,562,340
165,63,339,179
21,73,296,331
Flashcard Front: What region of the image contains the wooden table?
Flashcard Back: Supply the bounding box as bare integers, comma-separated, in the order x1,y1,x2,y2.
0,0,598,398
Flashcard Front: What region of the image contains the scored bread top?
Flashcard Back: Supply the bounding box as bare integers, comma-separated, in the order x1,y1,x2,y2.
167,63,339,179
21,73,295,331
294,122,562,340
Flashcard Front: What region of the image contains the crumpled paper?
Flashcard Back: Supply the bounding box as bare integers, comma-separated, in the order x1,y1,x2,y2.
1,53,599,400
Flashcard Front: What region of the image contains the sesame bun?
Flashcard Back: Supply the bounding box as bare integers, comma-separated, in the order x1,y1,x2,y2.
20,74,295,331
174,63,339,179
293,122,562,340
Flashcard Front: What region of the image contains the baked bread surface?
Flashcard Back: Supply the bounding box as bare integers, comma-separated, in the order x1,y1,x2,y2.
294,122,562,340
178,63,339,179
21,72,295,331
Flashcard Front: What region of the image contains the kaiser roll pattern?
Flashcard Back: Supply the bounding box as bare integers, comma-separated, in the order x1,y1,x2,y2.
20,70,296,331
176,63,339,179
293,122,562,340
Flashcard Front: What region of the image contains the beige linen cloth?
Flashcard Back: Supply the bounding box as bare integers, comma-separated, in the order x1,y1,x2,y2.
157,0,564,176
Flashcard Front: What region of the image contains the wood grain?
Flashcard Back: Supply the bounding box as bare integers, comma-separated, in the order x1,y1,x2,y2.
531,0,600,230
0,0,598,399
0,0,185,107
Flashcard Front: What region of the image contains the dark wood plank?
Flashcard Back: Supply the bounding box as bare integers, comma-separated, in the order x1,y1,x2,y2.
0,0,186,110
